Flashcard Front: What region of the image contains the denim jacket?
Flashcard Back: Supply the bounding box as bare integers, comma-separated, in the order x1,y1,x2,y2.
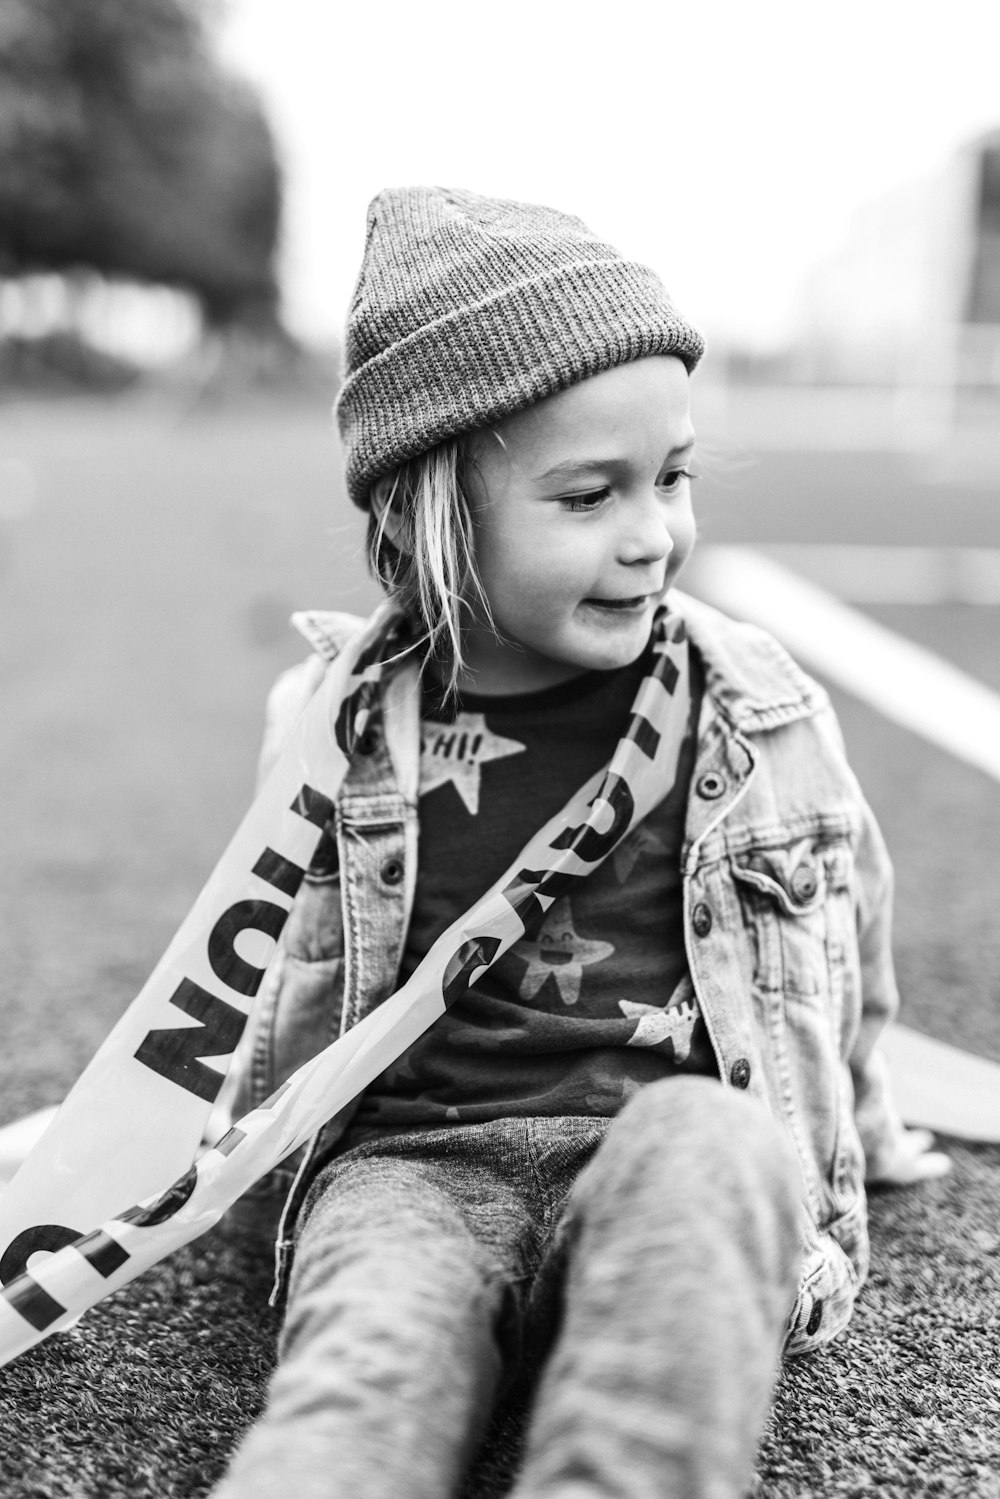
219,589,907,1359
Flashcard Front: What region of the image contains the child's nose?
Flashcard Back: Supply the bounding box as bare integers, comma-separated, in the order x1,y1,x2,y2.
616,495,674,568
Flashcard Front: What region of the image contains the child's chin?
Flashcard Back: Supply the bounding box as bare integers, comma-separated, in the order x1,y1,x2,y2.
568,625,653,674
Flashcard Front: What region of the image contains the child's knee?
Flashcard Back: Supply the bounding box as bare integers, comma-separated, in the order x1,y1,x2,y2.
579,1076,802,1215
601,1074,729,1159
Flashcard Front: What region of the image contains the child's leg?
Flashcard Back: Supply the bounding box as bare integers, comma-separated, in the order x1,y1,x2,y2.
213,1144,517,1499
510,1076,803,1499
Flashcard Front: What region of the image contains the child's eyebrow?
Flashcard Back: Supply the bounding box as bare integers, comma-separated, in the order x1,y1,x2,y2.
536,441,695,484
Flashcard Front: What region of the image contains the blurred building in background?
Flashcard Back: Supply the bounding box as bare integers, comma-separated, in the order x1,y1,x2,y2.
694,129,1000,453
792,130,1000,400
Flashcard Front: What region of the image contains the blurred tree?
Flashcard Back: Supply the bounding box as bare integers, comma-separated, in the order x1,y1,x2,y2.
0,0,282,330
0,0,89,271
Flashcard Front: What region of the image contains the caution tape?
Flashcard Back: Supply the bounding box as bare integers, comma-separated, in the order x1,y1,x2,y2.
0,606,690,1366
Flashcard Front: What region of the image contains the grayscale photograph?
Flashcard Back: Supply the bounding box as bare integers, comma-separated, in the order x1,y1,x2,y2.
0,1,998,1495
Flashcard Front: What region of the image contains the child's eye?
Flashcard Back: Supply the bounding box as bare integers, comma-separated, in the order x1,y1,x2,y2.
561,486,612,512
659,467,696,493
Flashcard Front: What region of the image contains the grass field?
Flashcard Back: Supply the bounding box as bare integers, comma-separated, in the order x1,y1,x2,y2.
0,386,998,1496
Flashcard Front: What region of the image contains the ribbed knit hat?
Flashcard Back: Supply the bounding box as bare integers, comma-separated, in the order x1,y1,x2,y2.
336,186,705,508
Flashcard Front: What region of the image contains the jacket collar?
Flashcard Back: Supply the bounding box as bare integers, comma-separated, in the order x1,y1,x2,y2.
291,604,412,664
291,593,824,736
672,589,826,734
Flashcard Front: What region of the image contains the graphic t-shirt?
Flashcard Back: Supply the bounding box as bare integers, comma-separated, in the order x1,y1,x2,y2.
354,644,716,1126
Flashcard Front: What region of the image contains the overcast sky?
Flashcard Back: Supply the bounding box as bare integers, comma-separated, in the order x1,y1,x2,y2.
219,0,1000,349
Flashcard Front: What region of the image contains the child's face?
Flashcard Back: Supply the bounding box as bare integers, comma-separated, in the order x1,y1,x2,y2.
463,355,696,694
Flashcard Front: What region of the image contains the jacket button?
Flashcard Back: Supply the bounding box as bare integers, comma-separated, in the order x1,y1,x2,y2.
729,1058,751,1089
805,1298,823,1335
695,771,726,800
380,858,403,886
691,902,713,938
791,862,818,902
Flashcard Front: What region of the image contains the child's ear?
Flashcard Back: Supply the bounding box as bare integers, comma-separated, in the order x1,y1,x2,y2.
371,476,409,551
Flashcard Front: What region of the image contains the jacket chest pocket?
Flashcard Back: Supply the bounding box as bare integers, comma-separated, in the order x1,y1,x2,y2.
282,818,344,964
732,836,852,999
283,872,345,964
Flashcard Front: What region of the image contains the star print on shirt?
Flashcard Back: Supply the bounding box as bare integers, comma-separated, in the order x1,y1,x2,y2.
515,897,615,1007
419,712,526,816
618,976,700,1061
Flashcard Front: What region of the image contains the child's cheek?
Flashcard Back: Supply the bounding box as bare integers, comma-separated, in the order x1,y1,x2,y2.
670,508,698,575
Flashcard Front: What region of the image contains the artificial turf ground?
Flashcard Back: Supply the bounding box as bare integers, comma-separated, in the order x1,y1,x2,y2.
1,1137,997,1497
1,391,998,1495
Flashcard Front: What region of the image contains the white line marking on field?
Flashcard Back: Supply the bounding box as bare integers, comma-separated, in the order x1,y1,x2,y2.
880,1026,1000,1142
754,545,1000,605
688,546,1000,784
0,1106,57,1186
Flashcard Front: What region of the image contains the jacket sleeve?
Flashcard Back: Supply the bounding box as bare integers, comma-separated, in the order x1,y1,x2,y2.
255,654,329,791
815,702,907,1179
849,789,909,1180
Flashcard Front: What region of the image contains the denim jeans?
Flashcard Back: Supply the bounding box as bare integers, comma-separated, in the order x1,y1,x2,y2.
213,1077,803,1499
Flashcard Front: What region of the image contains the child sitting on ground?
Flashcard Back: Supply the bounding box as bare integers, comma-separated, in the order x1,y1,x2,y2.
214,186,947,1499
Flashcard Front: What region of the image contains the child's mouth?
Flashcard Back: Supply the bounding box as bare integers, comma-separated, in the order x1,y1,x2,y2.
583,595,648,613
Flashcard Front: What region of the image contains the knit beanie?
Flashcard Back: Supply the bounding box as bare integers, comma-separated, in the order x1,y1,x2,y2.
336,186,705,508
